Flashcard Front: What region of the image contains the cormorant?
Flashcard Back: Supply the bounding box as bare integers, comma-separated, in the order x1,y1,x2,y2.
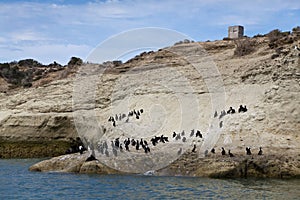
221,147,226,155
258,147,263,155
196,130,202,138
228,150,234,157
214,111,218,118
211,148,215,154
246,147,252,155
227,107,236,114
190,129,194,137
192,144,196,153
173,132,177,138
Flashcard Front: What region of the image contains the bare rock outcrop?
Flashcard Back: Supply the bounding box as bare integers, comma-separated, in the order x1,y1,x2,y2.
29,152,122,175
29,151,300,178
1,33,299,177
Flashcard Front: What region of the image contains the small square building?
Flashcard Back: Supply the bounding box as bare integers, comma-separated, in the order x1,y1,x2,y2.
228,25,244,39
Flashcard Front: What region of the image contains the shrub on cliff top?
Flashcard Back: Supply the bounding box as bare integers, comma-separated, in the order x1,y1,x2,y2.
18,59,42,68
67,57,83,67
0,62,34,87
234,38,256,57
267,29,293,48
267,29,283,43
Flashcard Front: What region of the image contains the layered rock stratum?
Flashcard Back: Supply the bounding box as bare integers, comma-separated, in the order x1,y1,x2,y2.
1,32,300,177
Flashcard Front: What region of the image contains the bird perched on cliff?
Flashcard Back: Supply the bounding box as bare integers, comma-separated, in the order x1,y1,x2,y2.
258,147,263,155
114,138,120,148
181,130,185,136
246,147,252,155
221,147,226,155
131,139,136,146
214,111,218,118
190,129,194,137
192,144,196,153
228,150,234,157
227,107,236,114
150,137,157,146
125,143,130,151
219,121,223,128
178,147,183,155
79,145,84,154
219,110,226,119
160,135,167,143
175,133,181,140
211,148,215,154
204,150,208,157
105,149,109,157
238,105,248,113
86,149,97,162
124,138,130,151
135,141,140,150
196,130,202,138
173,132,177,138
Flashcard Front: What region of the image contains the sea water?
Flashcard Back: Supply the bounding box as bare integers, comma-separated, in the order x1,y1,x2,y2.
0,159,299,199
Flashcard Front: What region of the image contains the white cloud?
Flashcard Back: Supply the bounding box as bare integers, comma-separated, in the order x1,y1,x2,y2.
0,43,92,64
10,30,49,42
0,36,6,43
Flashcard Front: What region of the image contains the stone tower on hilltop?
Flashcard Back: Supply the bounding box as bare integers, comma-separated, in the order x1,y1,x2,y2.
228,25,244,39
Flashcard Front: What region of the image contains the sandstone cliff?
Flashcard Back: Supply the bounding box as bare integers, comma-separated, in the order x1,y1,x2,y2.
1,31,300,177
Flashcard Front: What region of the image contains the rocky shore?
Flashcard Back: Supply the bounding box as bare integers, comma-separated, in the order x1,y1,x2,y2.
29,150,300,178
0,140,70,158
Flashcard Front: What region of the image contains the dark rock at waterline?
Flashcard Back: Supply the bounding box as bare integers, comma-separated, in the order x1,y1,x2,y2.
29,152,300,179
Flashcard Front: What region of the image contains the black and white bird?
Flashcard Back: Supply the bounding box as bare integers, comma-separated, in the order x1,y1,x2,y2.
214,111,218,118
258,147,263,155
211,148,215,154
192,145,196,153
173,132,177,138
79,145,84,154
246,147,252,155
228,150,234,157
221,147,226,155
196,130,202,138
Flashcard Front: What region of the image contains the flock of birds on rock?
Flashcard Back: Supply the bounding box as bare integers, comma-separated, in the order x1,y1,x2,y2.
215,105,248,128
96,134,171,157
216,105,248,117
96,127,207,157
209,146,263,157
172,129,203,144
100,105,251,157
79,105,263,162
209,105,263,158
108,108,144,127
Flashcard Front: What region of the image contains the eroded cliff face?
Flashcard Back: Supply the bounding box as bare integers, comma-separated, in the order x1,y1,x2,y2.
0,35,299,163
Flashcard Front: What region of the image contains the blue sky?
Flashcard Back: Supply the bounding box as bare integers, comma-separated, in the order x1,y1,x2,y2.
0,0,299,64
